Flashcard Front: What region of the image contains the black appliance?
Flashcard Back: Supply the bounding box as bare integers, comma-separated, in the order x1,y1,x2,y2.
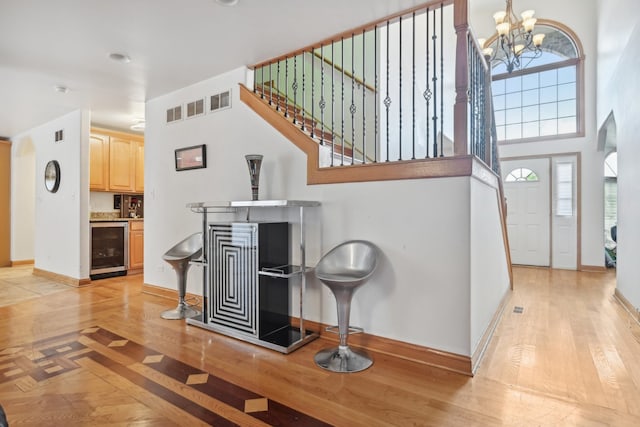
90,221,129,279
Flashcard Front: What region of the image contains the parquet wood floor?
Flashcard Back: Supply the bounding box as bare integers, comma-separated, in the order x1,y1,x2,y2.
0,265,639,426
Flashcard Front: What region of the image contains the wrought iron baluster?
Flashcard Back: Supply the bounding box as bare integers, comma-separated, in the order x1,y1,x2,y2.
384,20,391,162
285,57,289,118
374,25,378,163
261,65,265,99
432,9,438,157
311,48,315,138
293,55,298,124
276,60,280,111
269,61,273,106
399,16,403,161
440,3,444,157
412,12,416,160
331,41,335,167
350,32,356,165
320,45,325,145
424,8,431,158
302,52,306,131
341,36,345,165
362,28,366,164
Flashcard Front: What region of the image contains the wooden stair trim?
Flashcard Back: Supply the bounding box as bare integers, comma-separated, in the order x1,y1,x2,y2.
240,83,475,185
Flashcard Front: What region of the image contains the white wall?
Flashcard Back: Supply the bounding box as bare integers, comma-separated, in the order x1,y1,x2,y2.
470,177,510,354
11,110,91,279
144,66,509,356
597,0,640,311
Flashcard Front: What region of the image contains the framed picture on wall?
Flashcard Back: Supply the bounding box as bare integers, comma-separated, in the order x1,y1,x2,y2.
175,144,207,171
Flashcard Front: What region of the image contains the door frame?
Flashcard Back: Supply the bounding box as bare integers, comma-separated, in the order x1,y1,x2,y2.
501,152,582,270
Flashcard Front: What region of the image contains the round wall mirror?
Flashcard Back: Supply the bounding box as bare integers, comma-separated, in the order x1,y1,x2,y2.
44,160,61,193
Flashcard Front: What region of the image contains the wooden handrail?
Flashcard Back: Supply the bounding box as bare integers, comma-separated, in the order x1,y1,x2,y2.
311,51,376,93
251,0,454,69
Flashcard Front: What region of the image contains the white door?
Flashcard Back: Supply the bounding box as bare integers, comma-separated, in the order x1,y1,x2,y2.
502,158,550,266
551,155,578,269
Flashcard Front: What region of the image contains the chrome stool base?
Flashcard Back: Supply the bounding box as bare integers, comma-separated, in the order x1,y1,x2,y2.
314,345,373,373
161,302,200,320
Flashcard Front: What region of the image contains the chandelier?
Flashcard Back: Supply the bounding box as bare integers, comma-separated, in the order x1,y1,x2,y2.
478,0,545,73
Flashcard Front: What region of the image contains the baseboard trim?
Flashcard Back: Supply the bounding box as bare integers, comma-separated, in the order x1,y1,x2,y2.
580,265,607,272
11,259,34,266
291,317,472,376
614,288,640,324
143,283,473,376
32,268,91,287
142,283,202,307
471,289,511,374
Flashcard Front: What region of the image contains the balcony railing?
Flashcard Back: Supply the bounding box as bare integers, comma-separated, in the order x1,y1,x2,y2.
249,0,497,175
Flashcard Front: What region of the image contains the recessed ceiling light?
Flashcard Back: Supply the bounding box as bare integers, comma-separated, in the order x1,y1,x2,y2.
215,0,238,6
53,85,69,94
109,53,131,63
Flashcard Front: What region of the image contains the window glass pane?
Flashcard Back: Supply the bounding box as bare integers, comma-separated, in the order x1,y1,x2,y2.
540,69,557,87
492,79,506,95
522,105,539,121
558,100,576,117
522,73,538,90
506,92,522,108
506,123,522,139
540,119,557,136
505,76,522,93
494,110,506,126
558,117,577,134
522,122,539,138
540,86,557,103
557,65,576,84
496,125,506,140
506,108,522,124
540,103,558,120
556,163,573,216
494,94,506,110
522,89,539,106
558,83,576,101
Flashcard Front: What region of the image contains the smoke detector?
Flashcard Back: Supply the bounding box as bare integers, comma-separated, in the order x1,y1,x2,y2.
215,0,238,6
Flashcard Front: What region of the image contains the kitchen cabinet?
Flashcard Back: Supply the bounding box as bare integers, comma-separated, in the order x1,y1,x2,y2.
90,128,144,193
89,133,109,191
129,220,144,273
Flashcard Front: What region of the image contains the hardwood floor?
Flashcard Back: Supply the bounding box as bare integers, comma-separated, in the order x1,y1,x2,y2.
0,265,639,426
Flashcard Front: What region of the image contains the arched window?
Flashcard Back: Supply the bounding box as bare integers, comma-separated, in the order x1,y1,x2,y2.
505,167,539,182
488,22,584,143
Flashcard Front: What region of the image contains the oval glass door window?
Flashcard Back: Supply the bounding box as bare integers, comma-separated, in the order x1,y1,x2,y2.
44,160,61,193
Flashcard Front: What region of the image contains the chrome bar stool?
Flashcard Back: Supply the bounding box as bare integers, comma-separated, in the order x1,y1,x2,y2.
314,240,378,373
161,232,203,320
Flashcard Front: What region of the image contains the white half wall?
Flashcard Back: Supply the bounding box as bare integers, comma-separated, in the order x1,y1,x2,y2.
11,110,91,279
144,66,510,356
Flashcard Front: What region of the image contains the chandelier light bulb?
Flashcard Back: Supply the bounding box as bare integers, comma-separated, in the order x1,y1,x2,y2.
478,38,487,48
520,9,535,20
497,22,511,36
483,47,494,57
514,44,525,55
533,33,545,46
493,11,507,24
523,17,537,33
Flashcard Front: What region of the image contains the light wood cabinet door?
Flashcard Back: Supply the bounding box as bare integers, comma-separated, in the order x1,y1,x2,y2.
134,141,144,193
89,134,109,191
109,137,135,192
0,141,10,267
129,222,144,270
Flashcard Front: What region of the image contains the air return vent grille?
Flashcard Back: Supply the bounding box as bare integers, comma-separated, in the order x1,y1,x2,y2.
210,90,231,112
166,105,182,123
186,99,205,119
54,129,64,143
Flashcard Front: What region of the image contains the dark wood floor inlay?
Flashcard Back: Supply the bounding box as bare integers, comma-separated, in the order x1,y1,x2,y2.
1,326,331,426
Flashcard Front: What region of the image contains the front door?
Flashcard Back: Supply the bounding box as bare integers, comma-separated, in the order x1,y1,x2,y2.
502,158,550,267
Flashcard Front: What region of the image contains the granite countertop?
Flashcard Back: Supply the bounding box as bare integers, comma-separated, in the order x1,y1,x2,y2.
89,217,144,222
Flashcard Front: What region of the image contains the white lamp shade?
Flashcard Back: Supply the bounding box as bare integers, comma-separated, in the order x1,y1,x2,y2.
493,11,507,24
520,10,535,20
523,17,537,32
533,33,545,46
497,22,511,36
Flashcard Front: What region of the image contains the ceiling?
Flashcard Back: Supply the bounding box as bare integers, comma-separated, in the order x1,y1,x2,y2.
2,0,470,138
